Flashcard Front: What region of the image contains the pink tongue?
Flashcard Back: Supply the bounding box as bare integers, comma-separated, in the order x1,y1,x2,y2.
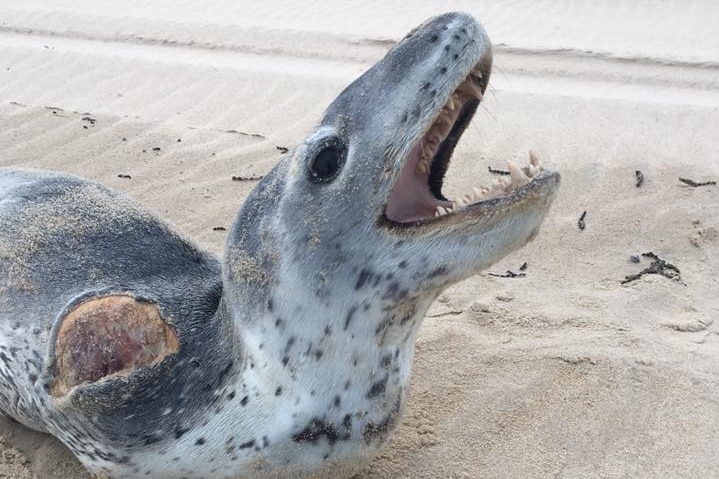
385,144,451,223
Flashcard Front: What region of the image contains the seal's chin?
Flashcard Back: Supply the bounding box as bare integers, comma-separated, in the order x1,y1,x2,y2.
383,62,550,228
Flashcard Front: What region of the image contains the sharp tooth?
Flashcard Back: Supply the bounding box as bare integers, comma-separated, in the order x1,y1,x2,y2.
464,193,473,202
456,198,466,208
416,161,428,175
500,176,511,189
446,96,455,111
506,160,530,187
437,206,448,216
437,113,453,128
472,187,483,198
529,150,541,167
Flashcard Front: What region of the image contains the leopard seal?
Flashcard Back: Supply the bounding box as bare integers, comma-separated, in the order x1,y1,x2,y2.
0,12,559,479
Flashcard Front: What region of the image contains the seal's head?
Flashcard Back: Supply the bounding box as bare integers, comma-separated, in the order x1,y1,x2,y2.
217,12,560,475
230,12,559,314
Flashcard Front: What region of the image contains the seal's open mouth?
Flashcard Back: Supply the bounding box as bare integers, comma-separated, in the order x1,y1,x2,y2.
384,63,546,225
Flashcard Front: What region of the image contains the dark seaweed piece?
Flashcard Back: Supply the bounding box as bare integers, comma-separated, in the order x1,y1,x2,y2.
488,166,510,176
679,177,716,187
621,251,683,285
578,211,587,230
488,270,525,278
232,175,264,182
635,170,644,187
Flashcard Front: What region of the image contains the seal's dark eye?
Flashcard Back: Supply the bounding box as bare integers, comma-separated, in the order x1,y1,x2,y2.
310,146,343,182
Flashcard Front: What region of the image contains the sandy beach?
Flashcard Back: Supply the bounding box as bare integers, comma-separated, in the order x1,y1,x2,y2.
1,1,718,478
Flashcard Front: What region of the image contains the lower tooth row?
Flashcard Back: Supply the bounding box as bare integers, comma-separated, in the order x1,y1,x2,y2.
433,151,545,218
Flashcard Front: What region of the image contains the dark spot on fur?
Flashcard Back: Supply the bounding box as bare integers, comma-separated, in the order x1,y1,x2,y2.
195,438,206,446
381,354,392,369
363,396,401,443
382,282,400,300
174,426,190,439
275,386,283,396
292,419,338,445
344,306,358,331
217,360,234,383
239,440,255,450
375,317,391,337
367,376,388,398
240,396,249,406
143,435,161,445
284,337,295,353
429,266,448,279
334,395,341,407
314,350,324,360
356,269,371,289
282,356,289,366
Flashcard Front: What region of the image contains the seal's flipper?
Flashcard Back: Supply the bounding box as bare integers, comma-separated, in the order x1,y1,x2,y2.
52,296,180,398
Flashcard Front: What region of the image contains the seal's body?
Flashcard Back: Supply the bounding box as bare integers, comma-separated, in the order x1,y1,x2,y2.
0,13,559,479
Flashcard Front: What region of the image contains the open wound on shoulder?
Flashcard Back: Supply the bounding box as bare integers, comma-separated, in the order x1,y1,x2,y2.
52,295,180,397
